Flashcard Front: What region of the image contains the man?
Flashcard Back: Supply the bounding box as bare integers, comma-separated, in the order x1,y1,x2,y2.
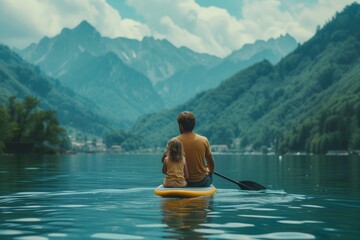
175,111,215,187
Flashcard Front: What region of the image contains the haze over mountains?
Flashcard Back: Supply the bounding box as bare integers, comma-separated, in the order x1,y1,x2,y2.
156,34,297,107
17,20,297,118
1,3,359,153
20,20,220,84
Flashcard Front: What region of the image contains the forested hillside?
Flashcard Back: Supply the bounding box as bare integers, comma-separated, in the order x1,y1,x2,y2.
0,44,114,135
131,3,360,154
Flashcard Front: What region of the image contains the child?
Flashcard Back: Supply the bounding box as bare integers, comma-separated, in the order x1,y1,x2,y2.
162,138,189,188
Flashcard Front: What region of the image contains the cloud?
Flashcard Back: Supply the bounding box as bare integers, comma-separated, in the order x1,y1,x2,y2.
127,0,245,57
0,0,358,57
0,0,149,49
240,0,358,44
126,0,358,57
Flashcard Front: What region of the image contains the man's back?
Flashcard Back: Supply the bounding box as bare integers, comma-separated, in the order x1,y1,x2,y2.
177,132,211,182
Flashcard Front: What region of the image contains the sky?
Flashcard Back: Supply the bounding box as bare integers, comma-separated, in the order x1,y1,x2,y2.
0,0,358,57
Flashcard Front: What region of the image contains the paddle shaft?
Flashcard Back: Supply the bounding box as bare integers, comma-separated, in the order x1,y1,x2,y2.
213,171,266,190
214,172,240,185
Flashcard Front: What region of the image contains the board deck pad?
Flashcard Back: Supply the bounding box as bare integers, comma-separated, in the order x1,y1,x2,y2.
154,184,216,198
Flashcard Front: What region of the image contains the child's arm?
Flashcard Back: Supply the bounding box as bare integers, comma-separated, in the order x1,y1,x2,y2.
184,161,189,180
162,157,167,174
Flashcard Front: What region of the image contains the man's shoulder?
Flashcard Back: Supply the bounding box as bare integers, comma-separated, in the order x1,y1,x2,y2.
194,133,209,142
177,133,209,142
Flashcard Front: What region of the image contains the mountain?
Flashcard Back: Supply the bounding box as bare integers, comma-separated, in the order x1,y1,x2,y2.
131,3,360,153
0,44,114,135
18,20,220,84
225,34,297,63
60,51,164,123
155,34,297,108
17,21,222,124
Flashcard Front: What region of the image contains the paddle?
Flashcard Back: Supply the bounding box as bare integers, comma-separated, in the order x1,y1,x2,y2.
213,171,266,190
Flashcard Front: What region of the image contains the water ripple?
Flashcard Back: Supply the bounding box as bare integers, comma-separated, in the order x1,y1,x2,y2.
204,232,315,239
278,220,324,224
7,218,42,223
301,204,325,208
239,214,285,219
91,233,144,239
136,224,167,228
0,229,26,235
200,222,254,228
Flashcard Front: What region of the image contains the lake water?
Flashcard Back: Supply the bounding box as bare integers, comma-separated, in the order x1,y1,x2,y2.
0,153,359,240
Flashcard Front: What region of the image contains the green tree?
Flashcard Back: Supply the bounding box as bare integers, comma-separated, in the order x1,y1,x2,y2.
104,130,143,151
5,96,67,153
350,129,360,149
7,96,40,142
0,106,13,152
28,110,64,145
104,130,128,147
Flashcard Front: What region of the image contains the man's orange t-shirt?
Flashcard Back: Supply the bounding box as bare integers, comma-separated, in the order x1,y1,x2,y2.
177,132,213,183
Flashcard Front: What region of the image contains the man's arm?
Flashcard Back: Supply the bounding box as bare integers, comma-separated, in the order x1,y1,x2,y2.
206,154,215,173
205,138,215,173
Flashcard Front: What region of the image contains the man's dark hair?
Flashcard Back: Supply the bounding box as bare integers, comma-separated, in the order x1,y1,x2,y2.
177,111,196,132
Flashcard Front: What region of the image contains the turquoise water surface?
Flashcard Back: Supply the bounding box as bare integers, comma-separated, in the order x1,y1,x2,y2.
0,154,359,239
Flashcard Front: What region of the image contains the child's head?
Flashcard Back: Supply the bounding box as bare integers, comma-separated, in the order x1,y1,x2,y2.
165,138,184,162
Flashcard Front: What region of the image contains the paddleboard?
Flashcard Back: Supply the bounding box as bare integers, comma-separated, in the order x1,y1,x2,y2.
154,184,216,198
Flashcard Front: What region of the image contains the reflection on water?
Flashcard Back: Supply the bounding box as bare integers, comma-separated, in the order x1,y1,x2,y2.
161,197,212,239
0,154,359,239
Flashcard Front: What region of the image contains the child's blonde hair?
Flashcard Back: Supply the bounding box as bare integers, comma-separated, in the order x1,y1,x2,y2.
165,138,184,163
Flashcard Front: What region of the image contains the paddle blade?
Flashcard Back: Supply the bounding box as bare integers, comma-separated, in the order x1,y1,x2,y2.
238,181,266,190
